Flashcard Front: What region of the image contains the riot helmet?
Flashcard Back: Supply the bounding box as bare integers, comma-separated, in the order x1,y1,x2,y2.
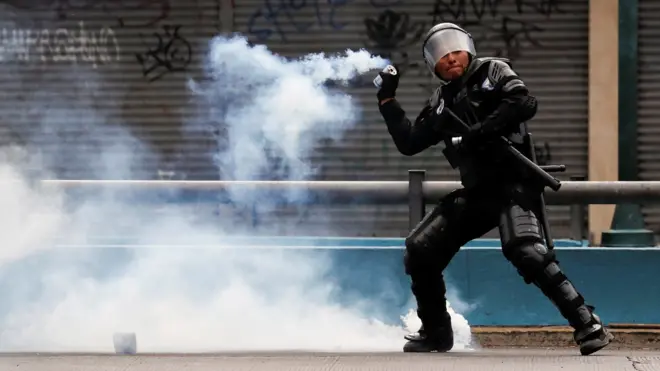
422,23,476,80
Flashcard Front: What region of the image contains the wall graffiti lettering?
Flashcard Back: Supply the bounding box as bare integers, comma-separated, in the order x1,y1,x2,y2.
362,8,428,89
0,21,120,68
363,0,564,94
429,0,564,19
364,9,425,56
363,8,426,82
429,0,565,59
0,0,171,29
136,24,192,82
248,0,352,43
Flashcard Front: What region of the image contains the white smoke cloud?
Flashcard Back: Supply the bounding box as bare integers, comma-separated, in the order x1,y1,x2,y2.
0,34,476,353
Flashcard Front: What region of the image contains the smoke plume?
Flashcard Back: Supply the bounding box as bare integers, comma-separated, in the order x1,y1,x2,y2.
0,34,476,352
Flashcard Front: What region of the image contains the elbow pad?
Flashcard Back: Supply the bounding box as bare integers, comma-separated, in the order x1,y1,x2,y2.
472,94,538,136
518,95,538,122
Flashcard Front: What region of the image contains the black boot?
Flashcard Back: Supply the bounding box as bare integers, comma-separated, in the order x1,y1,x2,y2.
572,306,614,356
403,311,454,353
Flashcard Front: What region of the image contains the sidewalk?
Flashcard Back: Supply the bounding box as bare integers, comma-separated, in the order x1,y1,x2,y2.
472,325,660,350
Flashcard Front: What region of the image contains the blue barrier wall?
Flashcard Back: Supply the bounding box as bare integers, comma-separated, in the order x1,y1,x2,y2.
1,237,657,327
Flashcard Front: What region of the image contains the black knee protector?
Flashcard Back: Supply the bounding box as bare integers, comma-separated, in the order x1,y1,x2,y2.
500,206,594,328
405,207,448,255
405,190,467,258
504,240,556,284
499,204,544,248
500,204,551,283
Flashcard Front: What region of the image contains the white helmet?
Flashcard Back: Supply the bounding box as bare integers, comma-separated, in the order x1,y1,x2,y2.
422,23,477,79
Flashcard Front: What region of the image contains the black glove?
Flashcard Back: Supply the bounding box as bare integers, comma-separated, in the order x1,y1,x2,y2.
459,122,501,151
377,65,400,102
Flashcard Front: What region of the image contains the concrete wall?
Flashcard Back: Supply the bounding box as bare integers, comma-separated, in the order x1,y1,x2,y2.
6,236,657,327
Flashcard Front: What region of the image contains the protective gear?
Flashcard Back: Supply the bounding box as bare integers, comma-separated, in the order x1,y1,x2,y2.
499,203,614,356
376,65,400,102
403,312,453,353
487,60,527,94
422,23,477,80
377,41,613,355
402,188,503,353
575,311,615,356
462,61,538,139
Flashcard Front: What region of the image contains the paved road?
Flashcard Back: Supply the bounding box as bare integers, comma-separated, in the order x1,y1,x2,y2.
1,349,659,370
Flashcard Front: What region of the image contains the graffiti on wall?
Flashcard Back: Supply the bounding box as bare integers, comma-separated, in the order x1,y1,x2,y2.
136,24,192,82
363,8,426,77
247,0,352,43
0,0,193,81
363,0,565,93
239,0,562,180
0,0,171,29
0,21,120,67
428,0,564,59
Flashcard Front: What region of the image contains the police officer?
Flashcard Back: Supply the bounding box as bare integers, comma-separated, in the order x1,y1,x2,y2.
375,23,614,355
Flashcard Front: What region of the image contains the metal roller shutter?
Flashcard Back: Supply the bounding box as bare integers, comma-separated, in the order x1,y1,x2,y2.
231,0,589,238
0,0,222,180
639,0,660,234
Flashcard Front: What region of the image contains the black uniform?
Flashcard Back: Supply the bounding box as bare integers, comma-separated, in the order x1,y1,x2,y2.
377,57,614,355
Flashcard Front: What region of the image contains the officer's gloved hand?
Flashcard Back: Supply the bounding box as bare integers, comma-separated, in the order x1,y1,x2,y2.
465,122,485,140
377,65,400,102
461,122,497,148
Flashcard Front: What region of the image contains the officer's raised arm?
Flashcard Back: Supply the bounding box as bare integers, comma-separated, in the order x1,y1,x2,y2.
375,66,446,156
379,99,444,156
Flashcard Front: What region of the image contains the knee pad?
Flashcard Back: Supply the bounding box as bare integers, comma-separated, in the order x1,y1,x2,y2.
503,240,556,284
403,246,436,276
405,190,468,253
404,235,428,276
499,204,544,249
405,208,449,255
500,204,551,282
404,190,467,276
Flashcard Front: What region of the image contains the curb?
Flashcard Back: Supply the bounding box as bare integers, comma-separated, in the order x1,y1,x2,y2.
471,326,660,350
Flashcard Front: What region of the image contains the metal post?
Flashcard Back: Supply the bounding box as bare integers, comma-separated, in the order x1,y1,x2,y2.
603,0,655,247
408,170,426,230
569,175,586,242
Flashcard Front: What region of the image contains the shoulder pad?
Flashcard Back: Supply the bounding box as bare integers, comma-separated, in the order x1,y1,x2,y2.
460,57,510,84
478,57,511,65
468,57,511,73
487,59,518,84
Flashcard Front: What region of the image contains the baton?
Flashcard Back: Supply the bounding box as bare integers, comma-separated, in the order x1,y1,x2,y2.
445,109,561,192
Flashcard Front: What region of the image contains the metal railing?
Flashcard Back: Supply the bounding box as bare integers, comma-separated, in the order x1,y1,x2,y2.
41,172,660,241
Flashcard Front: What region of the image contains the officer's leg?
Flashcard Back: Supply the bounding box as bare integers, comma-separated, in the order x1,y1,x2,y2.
499,203,614,356
403,190,500,353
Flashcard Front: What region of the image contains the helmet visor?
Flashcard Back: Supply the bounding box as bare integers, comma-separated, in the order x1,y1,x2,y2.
423,28,475,68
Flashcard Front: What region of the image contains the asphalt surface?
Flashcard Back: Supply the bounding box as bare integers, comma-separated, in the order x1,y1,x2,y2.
1,349,659,370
